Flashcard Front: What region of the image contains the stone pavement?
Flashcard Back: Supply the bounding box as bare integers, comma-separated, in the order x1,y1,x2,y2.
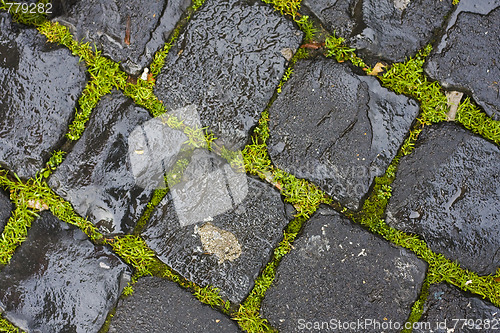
0,0,499,332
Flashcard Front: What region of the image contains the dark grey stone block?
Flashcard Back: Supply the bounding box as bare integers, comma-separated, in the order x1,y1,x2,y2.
109,276,241,333
386,123,500,275
268,58,419,210
0,212,131,333
425,1,500,120
154,0,303,150
0,13,86,179
261,207,427,333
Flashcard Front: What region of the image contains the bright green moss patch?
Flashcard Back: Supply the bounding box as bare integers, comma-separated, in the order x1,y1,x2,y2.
456,97,500,145
233,229,301,332
401,276,430,333
0,0,49,26
378,45,448,125
0,206,35,265
325,34,370,70
261,0,302,18
0,315,21,333
106,235,156,277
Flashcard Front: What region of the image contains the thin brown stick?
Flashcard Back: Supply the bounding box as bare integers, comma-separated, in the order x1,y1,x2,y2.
124,15,131,45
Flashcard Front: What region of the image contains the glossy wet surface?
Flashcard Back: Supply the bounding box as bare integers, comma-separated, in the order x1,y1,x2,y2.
0,0,499,331
0,212,130,332
268,58,419,210
0,12,87,179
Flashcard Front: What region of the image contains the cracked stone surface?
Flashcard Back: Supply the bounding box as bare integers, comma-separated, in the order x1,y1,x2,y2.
386,123,500,275
0,12,87,179
56,0,191,75
142,153,290,303
0,191,11,232
268,58,419,210
48,91,156,235
154,0,303,150
414,283,500,333
261,206,427,333
0,212,131,333
425,1,500,120
108,276,241,333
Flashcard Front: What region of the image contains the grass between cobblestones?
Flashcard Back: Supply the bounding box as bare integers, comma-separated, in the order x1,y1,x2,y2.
1,0,499,332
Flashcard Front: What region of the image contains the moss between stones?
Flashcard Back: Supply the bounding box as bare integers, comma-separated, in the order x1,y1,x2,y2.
0,315,21,333
0,0,49,26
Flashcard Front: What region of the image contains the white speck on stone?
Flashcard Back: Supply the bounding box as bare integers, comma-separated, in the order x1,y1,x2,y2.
204,216,214,222
140,67,149,81
393,0,411,10
357,249,367,257
100,262,110,269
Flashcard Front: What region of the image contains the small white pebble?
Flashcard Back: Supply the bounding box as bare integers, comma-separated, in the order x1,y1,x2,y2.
140,68,149,81
100,262,110,269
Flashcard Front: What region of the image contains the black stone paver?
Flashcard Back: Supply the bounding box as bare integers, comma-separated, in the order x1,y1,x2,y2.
108,276,241,333
48,91,155,234
0,212,131,333
0,12,87,179
386,123,500,275
261,207,427,333
303,0,356,39
414,283,500,333
425,1,500,120
305,0,452,63
268,58,419,210
154,0,303,150
0,191,11,232
351,0,453,63
57,0,191,75
143,154,290,303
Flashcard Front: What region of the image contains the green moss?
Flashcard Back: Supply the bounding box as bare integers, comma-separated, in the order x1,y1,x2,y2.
325,34,370,70
378,45,448,125
401,276,430,333
456,97,500,145
0,315,21,333
294,15,316,42
106,235,156,277
0,0,50,26
260,0,302,18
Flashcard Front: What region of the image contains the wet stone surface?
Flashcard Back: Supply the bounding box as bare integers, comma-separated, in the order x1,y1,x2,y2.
261,206,427,333
268,58,419,210
414,283,500,333
425,1,500,120
56,0,191,75
0,191,11,233
351,0,453,63
0,212,130,333
304,0,452,63
0,13,87,179
302,0,357,39
143,151,289,303
49,91,164,235
154,0,302,150
108,276,241,333
386,123,500,275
